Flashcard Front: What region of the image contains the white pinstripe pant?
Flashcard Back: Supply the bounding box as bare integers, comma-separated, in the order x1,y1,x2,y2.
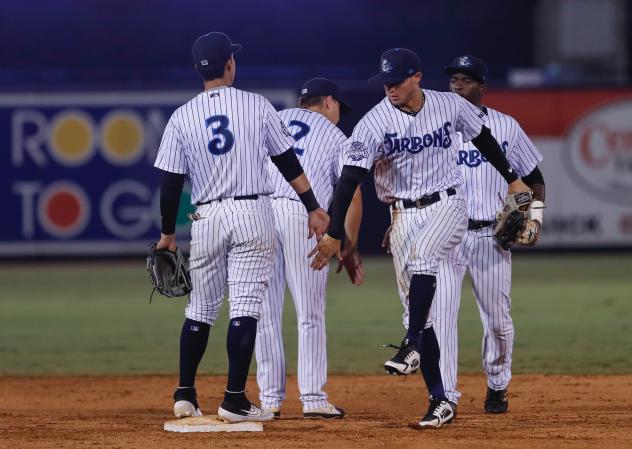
433,227,514,404
185,197,275,326
255,198,330,411
390,190,468,330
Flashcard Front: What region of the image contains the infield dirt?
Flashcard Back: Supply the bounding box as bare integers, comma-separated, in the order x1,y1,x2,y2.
2,374,630,449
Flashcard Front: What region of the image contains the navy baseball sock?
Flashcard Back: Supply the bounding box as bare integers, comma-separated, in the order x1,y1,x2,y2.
406,274,436,342
178,318,211,388
419,326,447,401
225,316,257,407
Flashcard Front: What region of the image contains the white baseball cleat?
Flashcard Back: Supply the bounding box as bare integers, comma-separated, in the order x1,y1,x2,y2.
218,402,275,423
173,387,203,418
384,339,420,375
263,406,281,419
303,403,345,419
416,399,455,428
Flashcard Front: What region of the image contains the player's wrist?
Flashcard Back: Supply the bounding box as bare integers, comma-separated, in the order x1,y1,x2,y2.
299,188,320,212
326,229,343,241
157,234,177,251
507,179,529,193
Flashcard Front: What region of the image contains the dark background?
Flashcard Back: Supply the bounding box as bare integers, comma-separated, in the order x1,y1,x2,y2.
0,0,536,89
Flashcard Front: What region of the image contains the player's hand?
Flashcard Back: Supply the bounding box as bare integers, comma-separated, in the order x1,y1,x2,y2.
156,233,177,252
308,233,341,270
381,225,392,255
507,178,530,195
336,246,364,285
307,208,330,240
517,219,541,246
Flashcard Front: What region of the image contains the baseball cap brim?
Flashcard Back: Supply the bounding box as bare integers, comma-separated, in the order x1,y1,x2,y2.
444,66,484,83
299,94,353,115
230,44,243,54
335,97,352,115
368,73,408,86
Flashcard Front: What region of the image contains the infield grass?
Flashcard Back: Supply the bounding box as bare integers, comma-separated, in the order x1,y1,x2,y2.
0,253,630,375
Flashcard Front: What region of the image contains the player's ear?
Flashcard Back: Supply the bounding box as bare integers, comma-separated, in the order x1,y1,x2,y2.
325,95,334,110
480,83,487,95
413,72,423,83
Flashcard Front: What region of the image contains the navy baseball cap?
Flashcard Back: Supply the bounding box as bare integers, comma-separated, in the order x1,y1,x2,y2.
192,32,242,70
300,77,352,115
445,55,488,84
368,48,422,86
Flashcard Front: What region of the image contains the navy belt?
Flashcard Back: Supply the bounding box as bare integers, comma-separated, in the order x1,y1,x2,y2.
468,219,494,230
393,188,457,210
196,194,259,206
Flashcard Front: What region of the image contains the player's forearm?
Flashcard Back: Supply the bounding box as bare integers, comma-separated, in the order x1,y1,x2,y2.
343,187,363,249
530,184,545,203
271,149,320,212
521,166,546,225
522,167,546,202
471,126,518,184
287,173,310,195
290,174,321,212
329,166,368,240
159,169,185,235
271,148,305,188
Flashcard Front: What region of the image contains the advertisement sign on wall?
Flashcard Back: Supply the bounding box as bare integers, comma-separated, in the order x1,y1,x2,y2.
1,91,296,256
487,90,632,248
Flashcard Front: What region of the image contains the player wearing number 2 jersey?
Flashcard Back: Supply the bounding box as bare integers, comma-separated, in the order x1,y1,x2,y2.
153,32,329,423
256,78,363,419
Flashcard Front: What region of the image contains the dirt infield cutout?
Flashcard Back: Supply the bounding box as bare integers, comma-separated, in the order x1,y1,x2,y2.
1,374,631,449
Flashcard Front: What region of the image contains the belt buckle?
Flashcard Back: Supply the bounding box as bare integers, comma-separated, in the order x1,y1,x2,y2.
414,198,426,209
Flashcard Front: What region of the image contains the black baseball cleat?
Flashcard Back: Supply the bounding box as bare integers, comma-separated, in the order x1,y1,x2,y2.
416,398,455,428
485,387,509,413
173,387,203,418
383,338,420,375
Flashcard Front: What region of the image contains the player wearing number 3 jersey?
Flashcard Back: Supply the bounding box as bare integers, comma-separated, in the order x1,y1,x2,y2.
256,78,363,419
153,32,329,423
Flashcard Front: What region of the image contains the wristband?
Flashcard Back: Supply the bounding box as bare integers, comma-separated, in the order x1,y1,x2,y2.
298,188,320,213
530,200,544,224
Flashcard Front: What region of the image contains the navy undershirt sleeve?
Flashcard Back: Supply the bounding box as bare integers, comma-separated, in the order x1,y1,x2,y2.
328,165,368,240
471,126,519,184
159,169,185,234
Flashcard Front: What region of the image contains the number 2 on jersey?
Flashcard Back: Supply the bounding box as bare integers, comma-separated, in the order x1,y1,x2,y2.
288,120,310,156
205,115,235,155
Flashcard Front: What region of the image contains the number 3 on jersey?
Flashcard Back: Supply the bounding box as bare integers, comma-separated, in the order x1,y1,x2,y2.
288,120,310,156
206,115,234,155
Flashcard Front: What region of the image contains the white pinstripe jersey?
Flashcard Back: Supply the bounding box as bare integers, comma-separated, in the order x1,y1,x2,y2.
268,108,347,208
343,89,486,203
154,86,295,203
458,106,543,221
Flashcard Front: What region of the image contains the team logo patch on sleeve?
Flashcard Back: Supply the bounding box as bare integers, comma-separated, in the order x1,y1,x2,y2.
280,120,292,138
346,141,369,161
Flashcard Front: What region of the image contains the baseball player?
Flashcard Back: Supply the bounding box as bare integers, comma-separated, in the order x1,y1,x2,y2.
309,48,531,428
433,55,545,412
153,32,329,423
255,78,363,419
